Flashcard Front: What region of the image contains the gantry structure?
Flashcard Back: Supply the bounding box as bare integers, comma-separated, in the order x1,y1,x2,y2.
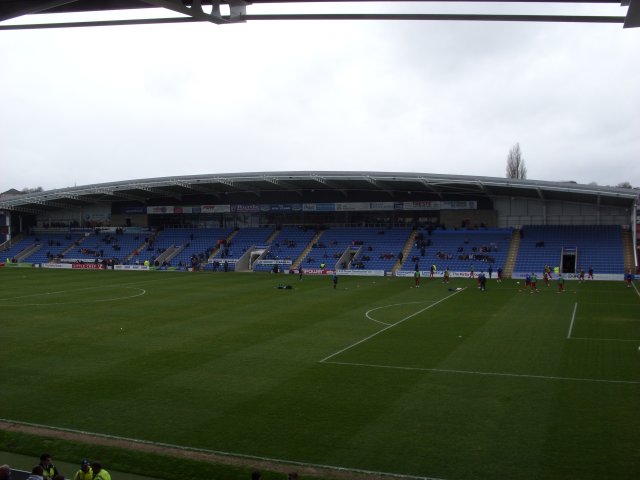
0,0,638,29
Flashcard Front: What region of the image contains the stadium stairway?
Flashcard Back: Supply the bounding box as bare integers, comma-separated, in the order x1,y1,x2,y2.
266,228,281,244
125,229,162,264
0,231,26,251
155,245,183,265
206,229,239,266
207,230,239,265
622,228,635,272
125,241,147,263
503,228,521,278
392,230,417,274
291,230,323,270
15,242,41,261
61,232,88,257
226,229,239,245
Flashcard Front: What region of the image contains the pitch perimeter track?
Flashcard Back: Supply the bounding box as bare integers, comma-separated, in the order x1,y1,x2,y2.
0,420,440,480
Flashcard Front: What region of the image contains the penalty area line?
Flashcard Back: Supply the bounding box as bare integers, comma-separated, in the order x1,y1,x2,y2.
567,302,578,339
319,289,465,364
570,336,640,343
322,361,640,385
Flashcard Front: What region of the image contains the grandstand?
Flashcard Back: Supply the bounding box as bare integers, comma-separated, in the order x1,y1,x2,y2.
400,227,512,274
514,224,625,275
0,172,638,277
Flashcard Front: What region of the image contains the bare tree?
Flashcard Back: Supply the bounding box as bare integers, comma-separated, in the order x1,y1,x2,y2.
616,181,633,189
505,143,527,179
22,186,43,193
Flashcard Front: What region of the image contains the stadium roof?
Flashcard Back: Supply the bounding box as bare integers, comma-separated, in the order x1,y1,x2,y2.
1,172,637,215
0,0,638,29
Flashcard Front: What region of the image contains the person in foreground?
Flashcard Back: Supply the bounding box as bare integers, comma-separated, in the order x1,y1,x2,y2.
0,464,11,480
73,459,92,480
39,454,58,480
27,466,44,480
90,462,110,480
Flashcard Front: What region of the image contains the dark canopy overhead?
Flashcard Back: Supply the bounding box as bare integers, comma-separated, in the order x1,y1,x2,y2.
1,172,637,215
0,0,637,29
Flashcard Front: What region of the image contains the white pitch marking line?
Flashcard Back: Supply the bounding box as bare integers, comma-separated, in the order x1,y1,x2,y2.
0,287,146,306
0,290,67,301
0,419,442,480
323,361,640,385
320,289,465,364
567,302,578,339
569,336,640,343
0,274,175,303
365,301,432,327
632,281,640,298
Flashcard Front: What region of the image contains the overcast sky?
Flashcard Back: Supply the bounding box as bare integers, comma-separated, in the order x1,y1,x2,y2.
1,2,639,194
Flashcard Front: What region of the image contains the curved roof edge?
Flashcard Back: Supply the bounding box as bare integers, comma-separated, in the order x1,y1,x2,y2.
1,171,637,214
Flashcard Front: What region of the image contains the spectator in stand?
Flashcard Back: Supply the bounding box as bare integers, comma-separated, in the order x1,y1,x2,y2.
0,464,11,480
72,460,92,480
39,454,58,480
90,462,110,480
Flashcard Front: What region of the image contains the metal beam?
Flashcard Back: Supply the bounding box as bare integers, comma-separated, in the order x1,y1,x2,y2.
262,175,280,186
0,0,79,22
213,177,261,197
1,205,48,215
30,199,78,209
418,178,444,199
312,175,348,197
365,175,397,198
140,0,246,25
94,187,147,202
625,0,640,27
0,13,627,30
180,182,220,195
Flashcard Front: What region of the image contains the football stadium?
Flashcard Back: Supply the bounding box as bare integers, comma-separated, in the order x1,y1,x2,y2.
2,1,640,479
1,172,639,480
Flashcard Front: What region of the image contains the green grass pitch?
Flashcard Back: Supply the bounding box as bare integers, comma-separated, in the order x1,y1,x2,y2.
1,269,639,480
